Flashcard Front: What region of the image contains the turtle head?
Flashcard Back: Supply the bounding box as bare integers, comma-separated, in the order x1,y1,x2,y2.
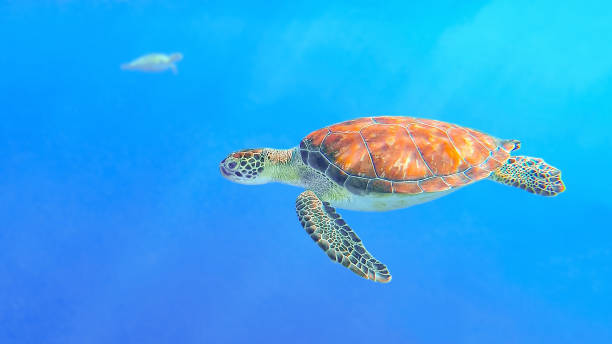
220,149,269,185
169,52,183,63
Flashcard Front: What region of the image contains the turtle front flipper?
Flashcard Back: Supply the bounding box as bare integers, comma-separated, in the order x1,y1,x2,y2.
295,190,391,283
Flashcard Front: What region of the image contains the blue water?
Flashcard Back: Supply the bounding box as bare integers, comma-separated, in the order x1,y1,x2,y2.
1,1,611,343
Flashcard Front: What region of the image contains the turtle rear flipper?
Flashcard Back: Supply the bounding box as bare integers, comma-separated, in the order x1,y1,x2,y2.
490,156,565,196
296,191,391,283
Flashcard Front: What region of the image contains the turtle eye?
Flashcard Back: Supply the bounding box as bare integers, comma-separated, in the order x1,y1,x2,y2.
228,162,237,169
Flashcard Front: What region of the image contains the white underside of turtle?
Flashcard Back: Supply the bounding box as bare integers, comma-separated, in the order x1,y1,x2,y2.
333,188,455,211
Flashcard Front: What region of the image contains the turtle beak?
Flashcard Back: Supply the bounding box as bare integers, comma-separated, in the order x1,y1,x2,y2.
220,165,231,177
220,158,231,178
220,157,240,180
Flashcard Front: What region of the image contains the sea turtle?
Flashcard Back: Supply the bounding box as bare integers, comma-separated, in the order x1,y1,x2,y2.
120,53,183,74
220,116,565,283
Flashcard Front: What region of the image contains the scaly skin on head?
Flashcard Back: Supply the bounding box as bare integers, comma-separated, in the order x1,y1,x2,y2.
220,148,301,185
220,148,267,184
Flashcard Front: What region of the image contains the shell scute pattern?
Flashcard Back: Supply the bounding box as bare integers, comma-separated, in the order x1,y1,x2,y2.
392,181,422,194
328,117,375,132
373,116,418,126
465,166,492,180
492,147,510,162
413,118,457,131
481,157,502,171
367,179,393,193
407,123,469,176
321,132,376,178
300,116,519,195
443,173,471,187
465,128,498,151
447,127,490,165
360,124,432,180
419,177,451,192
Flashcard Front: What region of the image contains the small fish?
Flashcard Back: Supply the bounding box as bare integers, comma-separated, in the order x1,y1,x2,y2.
120,53,183,74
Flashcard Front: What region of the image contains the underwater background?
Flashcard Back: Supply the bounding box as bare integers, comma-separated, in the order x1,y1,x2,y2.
1,1,611,343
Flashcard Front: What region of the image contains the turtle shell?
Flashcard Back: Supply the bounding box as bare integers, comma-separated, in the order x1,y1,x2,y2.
299,116,520,195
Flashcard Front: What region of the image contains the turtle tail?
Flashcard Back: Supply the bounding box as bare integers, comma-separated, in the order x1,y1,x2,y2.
490,156,565,196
